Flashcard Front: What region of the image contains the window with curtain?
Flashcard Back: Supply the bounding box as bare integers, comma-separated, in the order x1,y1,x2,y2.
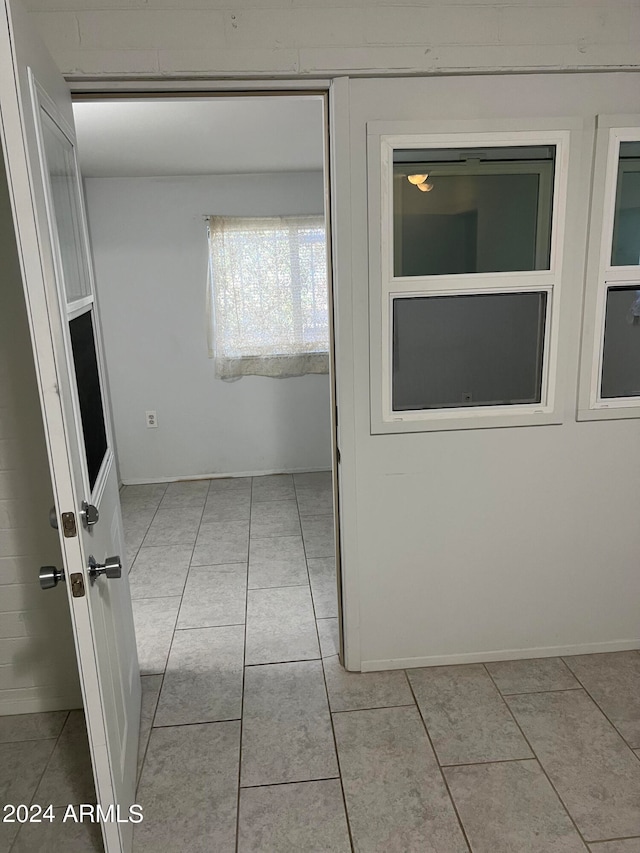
207,215,329,380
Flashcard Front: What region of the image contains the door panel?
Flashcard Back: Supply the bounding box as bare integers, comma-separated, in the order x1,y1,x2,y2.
0,1,140,851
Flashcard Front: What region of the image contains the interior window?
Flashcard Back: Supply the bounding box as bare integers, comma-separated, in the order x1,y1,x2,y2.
41,110,91,304
611,141,640,267
69,310,108,490
392,291,547,411
393,145,555,278
601,285,640,398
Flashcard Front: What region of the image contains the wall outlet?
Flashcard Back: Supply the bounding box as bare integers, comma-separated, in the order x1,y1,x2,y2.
145,410,158,428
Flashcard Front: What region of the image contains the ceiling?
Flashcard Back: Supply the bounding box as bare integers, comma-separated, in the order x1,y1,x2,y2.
72,96,325,178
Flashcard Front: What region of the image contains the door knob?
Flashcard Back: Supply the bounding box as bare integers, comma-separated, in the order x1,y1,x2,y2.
88,555,122,582
39,565,65,590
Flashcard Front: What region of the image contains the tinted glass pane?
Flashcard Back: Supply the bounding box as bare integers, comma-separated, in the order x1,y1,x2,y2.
393,145,555,277
611,142,640,266
392,292,547,411
41,110,91,303
601,286,640,398
69,310,108,489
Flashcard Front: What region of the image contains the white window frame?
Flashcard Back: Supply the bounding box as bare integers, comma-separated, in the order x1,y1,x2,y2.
31,75,115,505
367,122,573,434
578,116,640,421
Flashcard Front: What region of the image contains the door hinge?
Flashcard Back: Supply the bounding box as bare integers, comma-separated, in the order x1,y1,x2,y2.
70,572,85,598
61,512,77,538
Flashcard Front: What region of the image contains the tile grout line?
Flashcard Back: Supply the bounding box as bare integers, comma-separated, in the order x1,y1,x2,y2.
559,655,640,754
404,675,474,853
239,775,341,791
247,581,309,591
234,476,253,853
439,756,539,769
11,711,72,853
245,657,322,667
127,481,169,569
331,702,417,715
124,483,166,571
135,675,162,794
588,834,640,843
151,717,242,730
175,622,246,631
482,663,591,850
295,473,356,853
144,482,208,755
25,710,71,803
499,686,584,697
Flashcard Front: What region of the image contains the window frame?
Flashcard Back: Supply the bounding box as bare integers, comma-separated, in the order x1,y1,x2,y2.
578,117,640,421
32,77,114,505
367,122,573,434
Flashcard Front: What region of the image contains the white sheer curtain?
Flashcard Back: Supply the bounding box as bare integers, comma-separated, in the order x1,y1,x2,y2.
207,215,329,380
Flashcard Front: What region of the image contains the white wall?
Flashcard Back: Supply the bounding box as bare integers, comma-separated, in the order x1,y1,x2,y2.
0,161,81,714
85,171,332,484
25,0,640,79
335,72,640,670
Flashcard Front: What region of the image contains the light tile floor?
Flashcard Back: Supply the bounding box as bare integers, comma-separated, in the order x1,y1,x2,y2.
3,471,640,852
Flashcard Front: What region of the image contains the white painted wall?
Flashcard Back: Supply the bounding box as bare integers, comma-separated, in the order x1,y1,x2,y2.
24,0,640,79
84,171,332,484
0,161,81,714
335,72,640,670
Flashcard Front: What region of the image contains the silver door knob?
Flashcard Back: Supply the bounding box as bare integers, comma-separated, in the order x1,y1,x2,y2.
39,565,65,590
88,555,122,582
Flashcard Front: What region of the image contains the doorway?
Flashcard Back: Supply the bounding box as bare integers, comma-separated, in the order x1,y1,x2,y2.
74,92,342,849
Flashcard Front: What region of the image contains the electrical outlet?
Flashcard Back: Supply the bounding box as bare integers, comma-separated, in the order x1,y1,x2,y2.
145,410,158,429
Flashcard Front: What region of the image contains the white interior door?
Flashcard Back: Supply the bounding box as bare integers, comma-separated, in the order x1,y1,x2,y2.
0,1,140,851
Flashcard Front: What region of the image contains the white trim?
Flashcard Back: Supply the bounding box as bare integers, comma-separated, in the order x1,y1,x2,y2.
70,80,333,94
361,639,640,672
65,75,360,671
579,118,640,420
29,74,117,504
0,691,83,716
368,124,573,434
327,77,361,672
66,294,94,318
92,447,114,506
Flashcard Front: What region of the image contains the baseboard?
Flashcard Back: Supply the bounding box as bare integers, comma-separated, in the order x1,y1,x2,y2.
0,690,83,716
360,638,640,672
121,467,332,486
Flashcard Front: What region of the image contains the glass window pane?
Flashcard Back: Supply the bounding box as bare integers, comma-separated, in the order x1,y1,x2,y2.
41,110,91,303
69,310,108,490
611,142,640,267
393,145,555,277
392,291,547,411
601,285,640,398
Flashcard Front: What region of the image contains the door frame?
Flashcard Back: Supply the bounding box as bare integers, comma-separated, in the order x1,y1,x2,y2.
69,77,360,670
0,4,141,848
